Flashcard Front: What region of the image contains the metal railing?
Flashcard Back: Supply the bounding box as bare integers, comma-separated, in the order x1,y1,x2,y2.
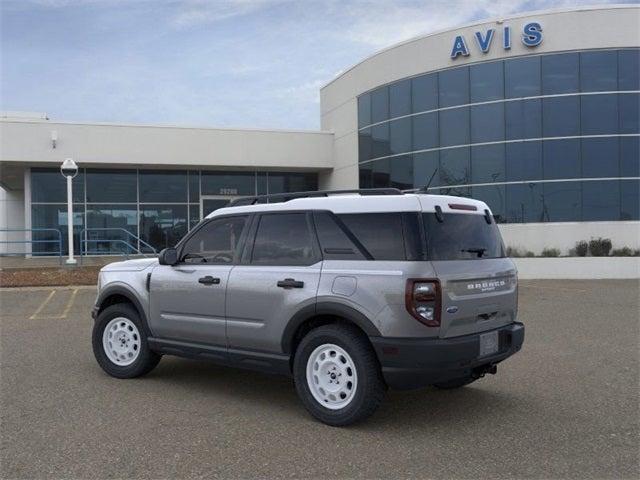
0,228,64,264
79,228,157,263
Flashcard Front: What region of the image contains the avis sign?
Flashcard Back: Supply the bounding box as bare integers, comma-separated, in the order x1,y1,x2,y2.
450,22,543,59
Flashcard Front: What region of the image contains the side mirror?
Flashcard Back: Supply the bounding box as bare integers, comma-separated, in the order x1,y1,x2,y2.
158,247,178,266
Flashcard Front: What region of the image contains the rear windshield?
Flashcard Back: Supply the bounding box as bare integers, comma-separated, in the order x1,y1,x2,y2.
423,213,505,261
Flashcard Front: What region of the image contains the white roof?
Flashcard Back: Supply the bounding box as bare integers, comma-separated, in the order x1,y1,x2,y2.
207,193,491,218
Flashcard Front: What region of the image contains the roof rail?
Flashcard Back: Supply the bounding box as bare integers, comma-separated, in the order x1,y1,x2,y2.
228,188,403,207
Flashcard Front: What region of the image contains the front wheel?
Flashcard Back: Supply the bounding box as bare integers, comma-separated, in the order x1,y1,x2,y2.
92,303,161,379
293,324,385,426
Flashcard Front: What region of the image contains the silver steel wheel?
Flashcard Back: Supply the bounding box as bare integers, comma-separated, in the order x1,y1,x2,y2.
306,343,358,410
102,317,141,367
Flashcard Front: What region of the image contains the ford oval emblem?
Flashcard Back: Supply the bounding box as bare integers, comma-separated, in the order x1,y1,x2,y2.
446,306,459,314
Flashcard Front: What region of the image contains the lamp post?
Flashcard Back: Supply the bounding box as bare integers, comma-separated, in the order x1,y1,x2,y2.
60,158,78,265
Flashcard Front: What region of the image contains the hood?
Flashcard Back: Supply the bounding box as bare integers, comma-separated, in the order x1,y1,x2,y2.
100,257,158,272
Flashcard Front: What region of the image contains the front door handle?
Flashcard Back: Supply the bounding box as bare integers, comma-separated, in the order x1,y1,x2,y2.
198,276,220,285
277,278,304,289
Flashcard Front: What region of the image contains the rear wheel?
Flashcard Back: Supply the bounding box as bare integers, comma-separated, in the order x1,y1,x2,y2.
92,303,161,378
433,376,477,389
293,324,385,426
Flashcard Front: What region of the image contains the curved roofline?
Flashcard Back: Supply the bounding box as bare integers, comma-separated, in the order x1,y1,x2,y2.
320,4,638,91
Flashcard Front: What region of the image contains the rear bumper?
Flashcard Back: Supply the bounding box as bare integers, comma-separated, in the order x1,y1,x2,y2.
370,322,524,390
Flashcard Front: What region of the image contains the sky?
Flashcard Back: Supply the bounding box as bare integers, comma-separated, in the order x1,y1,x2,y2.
1,0,637,130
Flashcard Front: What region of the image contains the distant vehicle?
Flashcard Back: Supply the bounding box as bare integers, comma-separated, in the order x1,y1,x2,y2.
91,189,524,426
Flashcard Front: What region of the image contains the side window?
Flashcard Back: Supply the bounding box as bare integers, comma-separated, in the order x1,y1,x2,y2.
251,213,317,266
180,216,247,264
313,211,367,260
337,213,406,260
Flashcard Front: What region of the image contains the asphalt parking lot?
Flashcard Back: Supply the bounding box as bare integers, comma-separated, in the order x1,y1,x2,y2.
1,280,638,479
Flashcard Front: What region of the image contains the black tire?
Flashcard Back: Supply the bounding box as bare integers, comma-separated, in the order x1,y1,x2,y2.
293,324,385,427
433,376,477,390
92,303,161,379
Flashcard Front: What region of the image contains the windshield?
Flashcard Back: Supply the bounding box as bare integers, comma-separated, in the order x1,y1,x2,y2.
423,213,505,261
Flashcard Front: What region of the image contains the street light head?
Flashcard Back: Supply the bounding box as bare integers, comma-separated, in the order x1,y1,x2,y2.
60,158,78,178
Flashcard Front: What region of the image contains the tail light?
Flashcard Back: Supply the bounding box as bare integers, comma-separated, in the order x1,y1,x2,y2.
405,279,441,327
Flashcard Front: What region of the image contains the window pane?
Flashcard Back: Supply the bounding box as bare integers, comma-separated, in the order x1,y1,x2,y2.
268,173,317,194
86,169,136,203
181,216,247,264
201,171,254,196
389,117,411,155
472,184,505,222
372,158,390,188
619,49,640,91
505,56,541,98
412,73,438,113
439,107,469,147
359,128,373,162
188,171,200,202
413,151,440,188
31,168,84,203
543,139,580,180
621,179,640,220
439,67,469,107
580,51,617,92
470,61,504,102
542,181,581,222
440,147,470,186
31,204,84,255
471,144,505,183
370,86,389,123
139,205,188,250
506,99,542,140
620,136,640,177
582,181,620,221
252,213,315,265
389,79,411,118
470,103,504,143
358,94,371,128
505,183,543,223
257,172,268,195
86,205,138,254
581,94,618,135
189,204,200,229
359,163,372,188
338,213,405,260
582,137,619,178
371,123,390,158
542,52,579,94
313,211,366,260
412,112,438,150
139,170,188,203
390,155,413,190
436,185,470,198
506,141,543,181
543,96,580,137
619,93,639,134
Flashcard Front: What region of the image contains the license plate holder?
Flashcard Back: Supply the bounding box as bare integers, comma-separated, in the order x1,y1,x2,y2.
479,331,499,357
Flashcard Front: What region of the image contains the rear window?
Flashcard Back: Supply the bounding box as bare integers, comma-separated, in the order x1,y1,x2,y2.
423,213,505,260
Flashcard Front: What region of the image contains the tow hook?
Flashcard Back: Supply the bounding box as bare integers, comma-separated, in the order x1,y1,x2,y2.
472,364,497,379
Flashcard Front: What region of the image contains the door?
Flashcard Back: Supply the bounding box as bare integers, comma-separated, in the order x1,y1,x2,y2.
149,215,249,346
226,212,322,353
200,196,237,220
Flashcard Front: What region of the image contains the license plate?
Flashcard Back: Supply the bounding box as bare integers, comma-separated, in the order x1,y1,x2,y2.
479,331,499,357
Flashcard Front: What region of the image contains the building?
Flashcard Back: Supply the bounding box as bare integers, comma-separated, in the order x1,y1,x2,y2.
1,5,638,257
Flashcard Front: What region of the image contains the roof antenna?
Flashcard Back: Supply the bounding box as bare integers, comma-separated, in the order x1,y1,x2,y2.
417,168,438,193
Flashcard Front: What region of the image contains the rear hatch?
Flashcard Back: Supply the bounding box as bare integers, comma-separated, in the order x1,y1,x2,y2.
422,211,518,339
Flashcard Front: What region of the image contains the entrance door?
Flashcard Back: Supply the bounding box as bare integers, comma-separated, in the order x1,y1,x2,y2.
200,196,237,220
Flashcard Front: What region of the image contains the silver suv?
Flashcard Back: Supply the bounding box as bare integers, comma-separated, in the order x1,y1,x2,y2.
91,189,524,426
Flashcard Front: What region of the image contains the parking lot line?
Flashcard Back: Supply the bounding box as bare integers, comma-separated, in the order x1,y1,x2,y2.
29,290,56,320
29,288,79,320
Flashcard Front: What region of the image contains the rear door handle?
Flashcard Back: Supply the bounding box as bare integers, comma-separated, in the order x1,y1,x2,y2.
198,276,220,285
277,278,304,289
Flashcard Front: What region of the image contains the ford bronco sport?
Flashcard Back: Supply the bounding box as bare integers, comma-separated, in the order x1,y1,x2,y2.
91,188,524,426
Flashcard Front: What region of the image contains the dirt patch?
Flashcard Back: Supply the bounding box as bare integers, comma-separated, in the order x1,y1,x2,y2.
0,267,100,287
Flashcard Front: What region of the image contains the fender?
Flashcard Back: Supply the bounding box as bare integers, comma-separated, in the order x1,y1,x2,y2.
281,301,382,354
94,284,153,336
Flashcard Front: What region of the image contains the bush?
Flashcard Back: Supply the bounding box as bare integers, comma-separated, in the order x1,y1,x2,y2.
507,246,535,258
574,240,588,257
589,237,612,257
540,248,560,257
611,247,637,257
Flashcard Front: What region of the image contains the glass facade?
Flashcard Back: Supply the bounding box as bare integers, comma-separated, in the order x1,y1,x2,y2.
30,168,317,254
357,49,640,223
